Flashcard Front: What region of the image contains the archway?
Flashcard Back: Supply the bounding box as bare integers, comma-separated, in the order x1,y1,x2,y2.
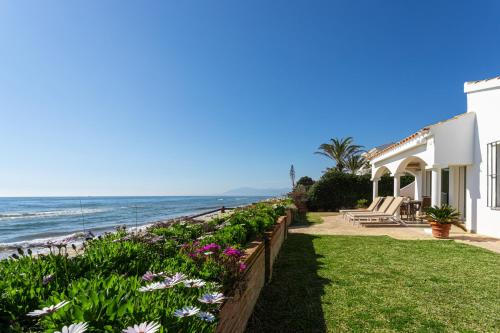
394,156,428,201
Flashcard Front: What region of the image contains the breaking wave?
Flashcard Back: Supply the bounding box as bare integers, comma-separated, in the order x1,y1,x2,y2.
0,208,108,221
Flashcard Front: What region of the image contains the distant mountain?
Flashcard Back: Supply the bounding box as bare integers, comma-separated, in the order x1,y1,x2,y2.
221,187,290,197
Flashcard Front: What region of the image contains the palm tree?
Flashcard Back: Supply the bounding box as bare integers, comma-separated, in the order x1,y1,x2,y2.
345,154,366,174
315,137,363,172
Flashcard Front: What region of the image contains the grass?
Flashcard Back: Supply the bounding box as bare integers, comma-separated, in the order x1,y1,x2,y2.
246,234,500,333
294,212,338,225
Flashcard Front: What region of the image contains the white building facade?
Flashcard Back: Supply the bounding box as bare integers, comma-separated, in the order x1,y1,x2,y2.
368,76,500,238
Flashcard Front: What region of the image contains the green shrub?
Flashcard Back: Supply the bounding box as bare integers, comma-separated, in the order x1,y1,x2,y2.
378,174,414,196
306,170,372,211
356,199,369,208
306,171,415,211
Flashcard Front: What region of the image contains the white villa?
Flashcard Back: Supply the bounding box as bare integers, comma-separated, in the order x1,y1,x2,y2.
367,76,500,238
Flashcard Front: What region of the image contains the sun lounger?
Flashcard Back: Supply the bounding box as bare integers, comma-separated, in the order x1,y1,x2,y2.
351,197,405,225
345,196,394,221
339,197,383,217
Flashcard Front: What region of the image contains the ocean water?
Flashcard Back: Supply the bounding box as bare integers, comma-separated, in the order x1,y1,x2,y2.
0,196,267,255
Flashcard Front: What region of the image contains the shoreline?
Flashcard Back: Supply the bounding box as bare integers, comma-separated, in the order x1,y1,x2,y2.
0,205,237,259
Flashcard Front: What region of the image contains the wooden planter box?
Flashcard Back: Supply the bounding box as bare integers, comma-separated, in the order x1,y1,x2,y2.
216,209,294,333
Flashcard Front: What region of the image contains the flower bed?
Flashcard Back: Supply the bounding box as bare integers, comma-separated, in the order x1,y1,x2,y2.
216,214,292,333
0,200,291,333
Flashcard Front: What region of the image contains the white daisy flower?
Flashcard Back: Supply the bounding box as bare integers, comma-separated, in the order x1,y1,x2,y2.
138,282,167,292
164,272,186,286
173,306,200,318
55,322,88,333
142,271,165,281
27,300,69,317
183,279,206,288
122,321,161,333
198,292,225,304
198,311,216,322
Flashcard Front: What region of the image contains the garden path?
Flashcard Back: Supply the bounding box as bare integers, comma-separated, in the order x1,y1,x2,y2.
289,213,500,254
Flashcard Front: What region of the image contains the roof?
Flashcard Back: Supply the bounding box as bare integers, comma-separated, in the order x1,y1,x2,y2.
464,75,500,93
367,112,469,160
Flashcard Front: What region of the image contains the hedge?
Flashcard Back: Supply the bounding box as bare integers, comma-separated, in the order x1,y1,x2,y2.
306,171,413,211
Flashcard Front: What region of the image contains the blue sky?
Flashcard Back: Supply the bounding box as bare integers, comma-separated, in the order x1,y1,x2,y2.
0,1,499,196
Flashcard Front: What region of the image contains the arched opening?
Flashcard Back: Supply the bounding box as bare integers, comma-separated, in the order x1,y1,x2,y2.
394,156,429,205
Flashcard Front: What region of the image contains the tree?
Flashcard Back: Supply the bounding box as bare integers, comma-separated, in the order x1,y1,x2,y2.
296,176,315,187
315,137,363,172
289,164,296,188
345,154,366,174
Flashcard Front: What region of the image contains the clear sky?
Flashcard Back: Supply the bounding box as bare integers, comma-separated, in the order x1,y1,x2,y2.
0,1,499,196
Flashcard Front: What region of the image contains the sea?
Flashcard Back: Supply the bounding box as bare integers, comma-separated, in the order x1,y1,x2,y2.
0,196,268,258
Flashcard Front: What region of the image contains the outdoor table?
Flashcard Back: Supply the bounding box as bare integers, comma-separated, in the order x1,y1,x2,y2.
400,200,422,221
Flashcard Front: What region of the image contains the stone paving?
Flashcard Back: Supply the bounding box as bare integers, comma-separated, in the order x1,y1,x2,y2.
289,213,500,254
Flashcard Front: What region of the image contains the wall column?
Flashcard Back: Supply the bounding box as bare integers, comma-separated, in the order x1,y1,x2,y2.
448,166,457,209
414,172,423,201
372,178,379,200
431,167,442,207
394,173,401,197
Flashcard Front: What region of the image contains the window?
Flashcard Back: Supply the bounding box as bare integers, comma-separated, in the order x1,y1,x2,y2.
487,141,500,208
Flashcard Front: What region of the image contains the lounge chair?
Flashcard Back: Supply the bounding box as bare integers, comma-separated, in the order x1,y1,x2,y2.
339,197,383,217
351,197,405,226
345,196,394,222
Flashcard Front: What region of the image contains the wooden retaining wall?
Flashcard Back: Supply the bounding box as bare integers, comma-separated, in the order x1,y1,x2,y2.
216,209,294,333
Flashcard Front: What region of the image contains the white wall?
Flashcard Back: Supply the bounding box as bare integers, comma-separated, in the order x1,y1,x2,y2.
432,113,475,166
465,79,500,237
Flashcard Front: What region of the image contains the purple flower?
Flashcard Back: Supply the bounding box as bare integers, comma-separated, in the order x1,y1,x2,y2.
200,243,220,252
239,263,247,272
223,247,243,257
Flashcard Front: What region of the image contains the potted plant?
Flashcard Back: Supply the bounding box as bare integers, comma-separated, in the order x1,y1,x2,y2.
356,199,369,209
424,205,466,238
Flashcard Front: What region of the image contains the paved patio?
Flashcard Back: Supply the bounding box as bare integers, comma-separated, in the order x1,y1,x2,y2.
290,213,500,254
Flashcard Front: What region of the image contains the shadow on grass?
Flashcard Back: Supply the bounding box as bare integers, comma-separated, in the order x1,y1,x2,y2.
246,233,330,333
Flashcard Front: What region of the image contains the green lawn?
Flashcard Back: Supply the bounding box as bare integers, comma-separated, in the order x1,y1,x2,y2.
246,234,500,333
295,212,338,225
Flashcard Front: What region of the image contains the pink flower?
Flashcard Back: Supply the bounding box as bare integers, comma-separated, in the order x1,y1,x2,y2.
200,243,220,252
223,247,243,257
239,263,247,272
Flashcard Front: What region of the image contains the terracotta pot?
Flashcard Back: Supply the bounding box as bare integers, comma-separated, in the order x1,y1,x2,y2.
430,222,452,238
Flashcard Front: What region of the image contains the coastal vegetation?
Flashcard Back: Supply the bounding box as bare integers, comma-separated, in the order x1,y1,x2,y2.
292,136,414,211
0,200,289,333
315,137,364,172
